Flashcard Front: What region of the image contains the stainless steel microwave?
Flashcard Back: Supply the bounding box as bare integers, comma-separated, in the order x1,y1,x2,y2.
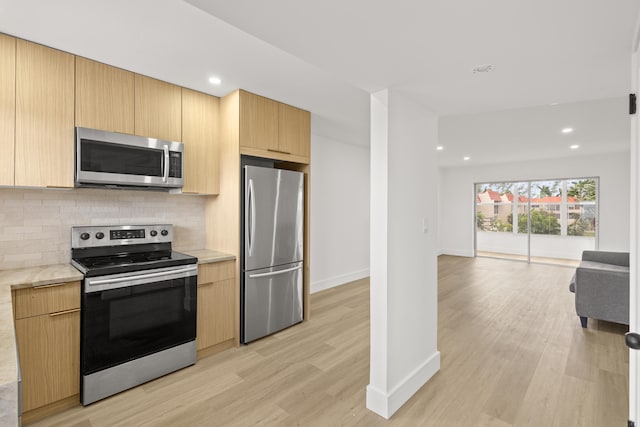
75,127,184,189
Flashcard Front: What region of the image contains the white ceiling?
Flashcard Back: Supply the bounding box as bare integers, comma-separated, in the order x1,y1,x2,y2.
438,97,630,167
187,0,639,115
1,0,638,162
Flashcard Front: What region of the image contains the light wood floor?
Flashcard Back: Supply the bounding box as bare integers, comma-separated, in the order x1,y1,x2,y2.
31,256,628,426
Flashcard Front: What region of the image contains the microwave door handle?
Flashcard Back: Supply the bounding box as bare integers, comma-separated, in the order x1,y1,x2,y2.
162,145,169,183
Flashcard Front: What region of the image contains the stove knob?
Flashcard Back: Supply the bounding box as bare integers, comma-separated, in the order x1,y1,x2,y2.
80,232,90,240
150,230,158,237
95,232,105,239
161,229,169,236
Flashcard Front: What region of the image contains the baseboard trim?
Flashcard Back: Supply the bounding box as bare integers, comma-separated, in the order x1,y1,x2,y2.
366,350,441,419
311,268,370,293
440,249,474,258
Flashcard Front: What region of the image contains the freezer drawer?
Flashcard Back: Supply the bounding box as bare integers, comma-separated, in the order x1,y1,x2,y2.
242,262,303,343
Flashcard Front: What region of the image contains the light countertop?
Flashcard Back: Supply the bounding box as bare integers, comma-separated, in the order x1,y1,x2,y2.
181,249,235,264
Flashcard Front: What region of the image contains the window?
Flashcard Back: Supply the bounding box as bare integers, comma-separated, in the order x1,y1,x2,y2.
475,177,598,263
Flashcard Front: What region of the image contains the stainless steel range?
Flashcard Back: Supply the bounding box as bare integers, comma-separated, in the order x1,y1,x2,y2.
71,224,198,405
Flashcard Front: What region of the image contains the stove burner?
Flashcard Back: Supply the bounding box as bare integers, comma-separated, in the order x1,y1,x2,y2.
71,225,197,277
79,251,173,269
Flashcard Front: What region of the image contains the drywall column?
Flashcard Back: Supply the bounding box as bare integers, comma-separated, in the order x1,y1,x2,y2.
367,89,440,419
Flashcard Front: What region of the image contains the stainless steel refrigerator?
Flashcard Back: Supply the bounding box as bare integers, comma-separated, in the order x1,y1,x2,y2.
241,165,304,343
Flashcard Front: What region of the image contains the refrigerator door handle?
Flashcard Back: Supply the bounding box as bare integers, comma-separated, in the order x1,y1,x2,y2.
248,178,256,256
248,265,303,279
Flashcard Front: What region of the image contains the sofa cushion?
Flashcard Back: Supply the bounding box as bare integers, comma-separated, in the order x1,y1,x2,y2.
578,260,630,274
582,250,630,267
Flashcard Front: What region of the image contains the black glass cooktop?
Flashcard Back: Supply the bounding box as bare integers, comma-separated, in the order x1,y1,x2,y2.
72,250,197,277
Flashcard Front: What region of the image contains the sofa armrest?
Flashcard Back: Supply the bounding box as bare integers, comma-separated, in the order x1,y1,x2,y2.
581,250,629,267
574,262,630,325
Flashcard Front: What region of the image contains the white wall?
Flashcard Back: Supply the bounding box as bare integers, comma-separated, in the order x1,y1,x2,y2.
477,232,595,260
367,89,440,418
439,151,631,256
310,133,370,293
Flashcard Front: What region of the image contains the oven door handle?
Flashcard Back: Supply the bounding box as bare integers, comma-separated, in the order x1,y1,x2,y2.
85,265,197,292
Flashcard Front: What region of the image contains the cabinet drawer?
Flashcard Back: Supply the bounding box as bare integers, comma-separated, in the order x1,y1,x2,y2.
198,261,234,285
13,281,80,319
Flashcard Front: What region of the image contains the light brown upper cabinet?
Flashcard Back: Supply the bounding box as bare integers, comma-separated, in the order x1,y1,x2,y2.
278,102,311,159
181,88,220,195
15,40,75,188
0,34,16,186
239,90,278,152
238,90,310,164
75,57,134,134
135,74,182,142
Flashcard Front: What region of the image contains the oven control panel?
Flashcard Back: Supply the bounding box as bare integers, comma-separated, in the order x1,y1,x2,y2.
72,224,173,248
111,229,145,240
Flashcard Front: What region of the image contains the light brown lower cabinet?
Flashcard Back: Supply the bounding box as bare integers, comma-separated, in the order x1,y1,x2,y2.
13,281,80,418
197,261,235,354
15,310,80,412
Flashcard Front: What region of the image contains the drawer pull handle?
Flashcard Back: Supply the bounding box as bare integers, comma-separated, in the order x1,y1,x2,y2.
267,148,291,154
49,308,80,317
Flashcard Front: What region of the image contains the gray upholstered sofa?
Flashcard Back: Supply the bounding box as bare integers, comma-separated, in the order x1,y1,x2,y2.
569,250,630,327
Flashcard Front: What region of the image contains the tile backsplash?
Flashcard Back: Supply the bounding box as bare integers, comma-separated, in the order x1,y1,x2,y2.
0,188,206,270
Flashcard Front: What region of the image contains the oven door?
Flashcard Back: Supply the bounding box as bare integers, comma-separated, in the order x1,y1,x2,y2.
81,264,197,376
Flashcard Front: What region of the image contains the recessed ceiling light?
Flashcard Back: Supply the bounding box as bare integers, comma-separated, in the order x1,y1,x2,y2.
436,146,444,151
463,156,470,161
561,127,573,134
208,76,222,85
570,144,580,150
550,102,560,106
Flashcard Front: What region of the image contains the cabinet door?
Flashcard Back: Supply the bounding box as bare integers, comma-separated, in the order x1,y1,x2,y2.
15,40,75,188
278,103,310,159
181,88,220,195
15,310,80,412
239,90,278,152
134,74,182,141
0,34,15,186
75,57,134,134
197,278,235,350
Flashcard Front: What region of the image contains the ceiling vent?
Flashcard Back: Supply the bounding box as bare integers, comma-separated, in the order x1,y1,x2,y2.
472,64,493,74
